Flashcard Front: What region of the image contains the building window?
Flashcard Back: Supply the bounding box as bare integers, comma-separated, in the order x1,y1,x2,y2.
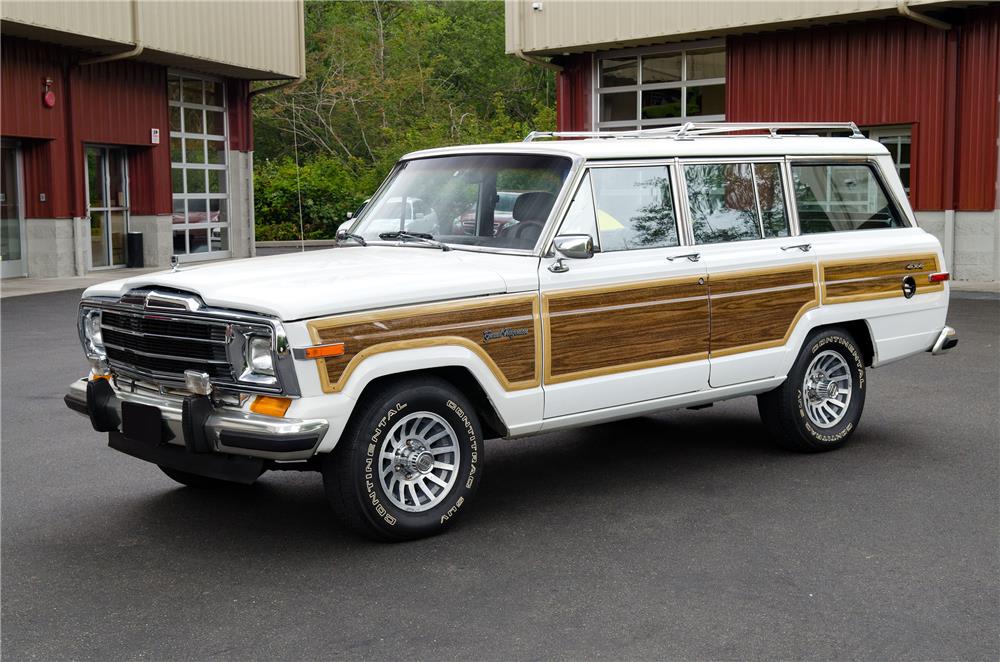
867,127,911,194
595,42,725,131
168,72,230,257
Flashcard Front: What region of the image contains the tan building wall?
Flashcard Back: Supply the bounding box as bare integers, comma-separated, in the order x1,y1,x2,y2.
506,0,955,55
2,0,303,79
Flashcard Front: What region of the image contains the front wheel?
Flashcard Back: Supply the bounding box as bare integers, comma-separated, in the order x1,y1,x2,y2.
758,328,867,452
322,376,483,541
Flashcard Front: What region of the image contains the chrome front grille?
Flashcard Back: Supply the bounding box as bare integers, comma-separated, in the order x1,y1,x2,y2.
81,288,298,396
100,310,236,383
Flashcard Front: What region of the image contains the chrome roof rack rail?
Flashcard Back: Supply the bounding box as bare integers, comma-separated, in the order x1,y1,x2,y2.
523,122,864,142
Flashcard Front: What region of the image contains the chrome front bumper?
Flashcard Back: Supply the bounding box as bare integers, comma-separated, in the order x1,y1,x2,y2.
65,378,329,461
931,326,959,355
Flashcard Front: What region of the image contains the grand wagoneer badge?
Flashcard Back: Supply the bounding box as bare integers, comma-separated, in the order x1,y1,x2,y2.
482,327,530,343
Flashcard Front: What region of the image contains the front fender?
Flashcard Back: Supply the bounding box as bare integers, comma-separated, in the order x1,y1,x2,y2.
304,344,544,453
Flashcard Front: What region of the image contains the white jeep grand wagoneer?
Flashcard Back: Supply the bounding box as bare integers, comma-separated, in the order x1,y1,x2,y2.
67,122,957,540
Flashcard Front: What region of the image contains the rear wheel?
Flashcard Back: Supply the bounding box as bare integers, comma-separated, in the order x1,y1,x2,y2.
322,376,483,541
758,328,867,452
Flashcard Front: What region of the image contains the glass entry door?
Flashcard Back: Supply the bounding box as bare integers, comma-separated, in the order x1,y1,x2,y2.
86,146,129,269
1,142,26,278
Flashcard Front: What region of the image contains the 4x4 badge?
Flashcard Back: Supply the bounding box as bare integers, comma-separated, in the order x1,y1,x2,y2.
905,262,925,270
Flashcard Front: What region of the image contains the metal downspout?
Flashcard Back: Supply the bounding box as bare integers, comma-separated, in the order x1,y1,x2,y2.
896,1,951,30
80,0,143,65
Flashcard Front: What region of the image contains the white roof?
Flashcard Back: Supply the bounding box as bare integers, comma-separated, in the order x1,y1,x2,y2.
403,136,889,162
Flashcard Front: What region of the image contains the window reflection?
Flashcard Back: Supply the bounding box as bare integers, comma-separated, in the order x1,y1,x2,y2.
591,166,678,251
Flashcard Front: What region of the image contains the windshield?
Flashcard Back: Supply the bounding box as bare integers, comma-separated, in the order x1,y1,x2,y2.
351,153,572,251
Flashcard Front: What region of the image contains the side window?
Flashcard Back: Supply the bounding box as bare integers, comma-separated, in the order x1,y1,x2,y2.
685,162,790,244
792,163,906,233
590,166,679,252
557,172,600,249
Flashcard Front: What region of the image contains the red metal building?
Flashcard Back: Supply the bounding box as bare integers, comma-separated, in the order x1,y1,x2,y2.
1,2,304,279
510,1,1000,282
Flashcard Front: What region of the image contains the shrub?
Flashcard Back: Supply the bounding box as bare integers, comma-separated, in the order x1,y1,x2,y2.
254,156,374,241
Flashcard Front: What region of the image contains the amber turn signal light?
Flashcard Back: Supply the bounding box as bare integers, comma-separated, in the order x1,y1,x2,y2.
250,395,292,417
928,272,950,283
303,343,345,359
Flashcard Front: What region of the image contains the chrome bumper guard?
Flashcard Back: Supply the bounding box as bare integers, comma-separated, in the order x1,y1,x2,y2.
930,326,958,355
64,378,329,462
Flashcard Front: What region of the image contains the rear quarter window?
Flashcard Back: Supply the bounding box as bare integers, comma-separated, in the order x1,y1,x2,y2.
792,163,907,233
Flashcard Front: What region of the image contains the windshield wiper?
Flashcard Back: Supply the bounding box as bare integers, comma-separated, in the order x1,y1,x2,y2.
336,229,367,246
378,231,450,251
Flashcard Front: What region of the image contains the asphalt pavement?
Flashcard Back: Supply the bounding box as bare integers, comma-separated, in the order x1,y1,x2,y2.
2,289,998,661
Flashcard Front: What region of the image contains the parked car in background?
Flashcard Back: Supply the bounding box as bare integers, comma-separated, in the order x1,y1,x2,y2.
358,196,440,236
66,122,956,541
455,190,521,235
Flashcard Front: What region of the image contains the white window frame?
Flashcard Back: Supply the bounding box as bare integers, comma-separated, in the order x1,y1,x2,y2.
593,39,726,131
168,69,231,261
866,125,912,195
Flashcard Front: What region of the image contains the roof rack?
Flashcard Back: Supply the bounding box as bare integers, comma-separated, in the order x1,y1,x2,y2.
523,121,864,142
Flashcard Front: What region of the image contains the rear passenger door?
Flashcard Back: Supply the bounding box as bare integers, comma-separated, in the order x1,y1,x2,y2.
679,159,819,388
540,164,710,419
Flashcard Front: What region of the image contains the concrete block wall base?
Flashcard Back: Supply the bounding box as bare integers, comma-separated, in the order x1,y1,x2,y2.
915,210,1000,283
128,215,173,268
24,218,76,278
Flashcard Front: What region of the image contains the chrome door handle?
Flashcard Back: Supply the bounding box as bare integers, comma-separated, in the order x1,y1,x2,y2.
781,243,812,252
667,252,701,262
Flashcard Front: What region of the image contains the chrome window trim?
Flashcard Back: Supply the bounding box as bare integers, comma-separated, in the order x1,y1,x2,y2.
782,158,802,237
79,294,300,397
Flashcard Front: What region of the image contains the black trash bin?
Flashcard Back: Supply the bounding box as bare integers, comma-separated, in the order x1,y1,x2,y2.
126,231,144,268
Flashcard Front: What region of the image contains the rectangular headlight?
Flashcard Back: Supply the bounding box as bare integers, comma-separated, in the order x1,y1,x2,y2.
79,308,106,359
246,335,275,376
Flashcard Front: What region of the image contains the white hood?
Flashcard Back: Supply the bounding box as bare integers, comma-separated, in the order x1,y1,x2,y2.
83,247,538,320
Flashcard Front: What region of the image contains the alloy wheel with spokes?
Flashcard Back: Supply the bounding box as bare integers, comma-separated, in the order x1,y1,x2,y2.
322,375,483,540
379,412,461,512
801,350,853,428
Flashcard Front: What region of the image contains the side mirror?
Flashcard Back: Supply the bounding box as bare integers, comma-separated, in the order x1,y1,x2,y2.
336,227,349,241
549,234,594,273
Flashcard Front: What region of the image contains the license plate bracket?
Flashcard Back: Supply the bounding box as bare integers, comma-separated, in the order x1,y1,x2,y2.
121,401,163,444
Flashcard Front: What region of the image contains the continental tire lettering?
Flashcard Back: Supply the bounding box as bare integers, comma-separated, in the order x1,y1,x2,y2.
446,399,480,491
441,496,465,524
804,420,855,443
364,402,408,527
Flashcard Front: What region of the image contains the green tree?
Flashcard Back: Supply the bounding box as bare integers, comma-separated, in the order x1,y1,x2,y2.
252,1,556,239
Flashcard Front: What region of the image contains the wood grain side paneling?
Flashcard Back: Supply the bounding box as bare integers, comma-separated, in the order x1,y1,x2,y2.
543,277,710,384
709,264,819,357
821,253,943,304
307,294,540,393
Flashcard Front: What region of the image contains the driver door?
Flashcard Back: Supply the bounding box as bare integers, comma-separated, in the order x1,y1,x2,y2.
539,165,710,419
